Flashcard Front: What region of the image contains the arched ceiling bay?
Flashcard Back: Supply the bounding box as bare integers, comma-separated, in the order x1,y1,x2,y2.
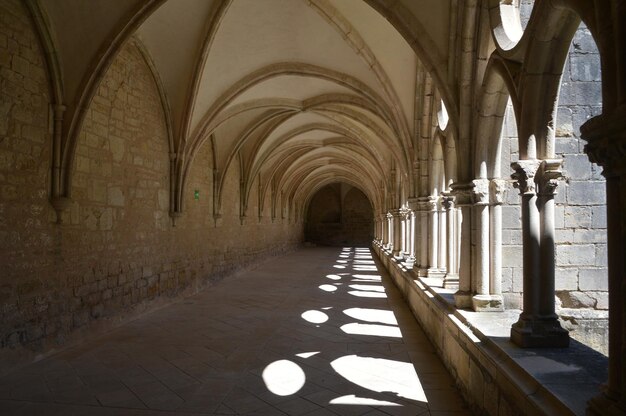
34,0,454,217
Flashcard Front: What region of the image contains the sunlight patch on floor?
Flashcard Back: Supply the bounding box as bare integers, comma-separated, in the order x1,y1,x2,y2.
343,308,398,325
301,310,329,324
329,395,401,406
331,355,427,402
262,360,306,396
341,322,402,338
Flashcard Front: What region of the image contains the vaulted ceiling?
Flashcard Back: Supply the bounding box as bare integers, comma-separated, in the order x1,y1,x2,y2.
33,0,454,216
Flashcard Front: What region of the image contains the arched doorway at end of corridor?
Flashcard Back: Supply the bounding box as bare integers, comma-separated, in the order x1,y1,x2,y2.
305,183,374,246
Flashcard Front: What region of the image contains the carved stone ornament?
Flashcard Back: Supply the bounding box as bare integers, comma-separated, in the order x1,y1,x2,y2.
471,179,490,205
581,106,626,178
511,160,541,195
489,179,507,205
536,159,563,197
450,182,473,206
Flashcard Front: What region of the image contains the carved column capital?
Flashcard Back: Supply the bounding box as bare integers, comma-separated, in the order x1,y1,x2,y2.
471,179,490,205
511,159,541,195
450,182,473,206
407,197,420,211
489,179,508,205
441,194,456,210
581,106,626,178
389,208,403,218
535,159,563,197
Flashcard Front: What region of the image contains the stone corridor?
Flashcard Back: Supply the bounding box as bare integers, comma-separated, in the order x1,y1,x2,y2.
0,248,470,416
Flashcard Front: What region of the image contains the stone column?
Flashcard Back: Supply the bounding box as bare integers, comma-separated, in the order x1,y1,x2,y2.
406,198,419,269
510,160,568,347
418,197,430,276
402,210,410,258
442,195,459,288
391,209,403,258
426,197,443,277
438,199,447,272
471,179,491,310
451,183,473,308
581,111,626,416
489,179,506,308
382,213,390,250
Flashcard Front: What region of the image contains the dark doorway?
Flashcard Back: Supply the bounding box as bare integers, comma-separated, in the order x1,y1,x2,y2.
305,183,374,246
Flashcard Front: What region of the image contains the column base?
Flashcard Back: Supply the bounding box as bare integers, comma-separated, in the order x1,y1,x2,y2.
416,268,428,277
472,294,504,312
403,256,416,269
443,273,459,289
454,290,472,309
510,316,569,348
587,392,626,416
392,250,404,260
426,268,446,278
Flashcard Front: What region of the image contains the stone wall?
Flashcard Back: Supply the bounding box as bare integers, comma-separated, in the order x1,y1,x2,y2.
305,183,373,246
0,0,303,373
498,22,607,312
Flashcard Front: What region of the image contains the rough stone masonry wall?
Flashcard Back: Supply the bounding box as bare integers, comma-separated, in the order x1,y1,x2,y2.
0,0,303,373
499,22,607,314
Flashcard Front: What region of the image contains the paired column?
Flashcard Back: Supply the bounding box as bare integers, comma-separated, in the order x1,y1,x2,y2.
417,197,431,276
451,183,473,308
390,209,403,258
426,196,445,277
470,179,504,311
382,213,391,250
405,201,418,268
510,160,568,347
581,110,626,416
442,195,459,288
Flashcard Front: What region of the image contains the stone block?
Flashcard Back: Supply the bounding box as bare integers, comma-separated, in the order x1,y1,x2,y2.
563,206,591,228
578,268,608,291
557,244,595,266
557,291,596,309
502,246,522,268
555,107,573,137
555,268,578,291
562,154,593,180
572,28,598,54
501,205,521,229
591,206,607,228
566,181,605,205
555,136,580,155
573,229,606,244
595,244,607,267
569,55,602,82
107,187,125,207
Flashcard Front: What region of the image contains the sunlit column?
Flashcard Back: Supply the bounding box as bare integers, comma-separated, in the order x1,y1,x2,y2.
406,198,419,269
582,111,626,415
438,198,447,272
391,209,403,258
510,160,567,347
451,183,473,308
427,196,442,277
443,195,458,288
489,179,506,306
471,179,491,310
417,197,430,276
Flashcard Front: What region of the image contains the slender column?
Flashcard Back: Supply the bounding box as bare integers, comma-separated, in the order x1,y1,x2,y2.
489,179,506,307
443,195,459,288
438,200,447,271
402,211,410,257
417,197,430,276
382,213,390,249
391,209,403,258
582,110,626,416
451,183,473,308
471,179,498,310
406,200,418,268
510,160,568,347
427,197,442,276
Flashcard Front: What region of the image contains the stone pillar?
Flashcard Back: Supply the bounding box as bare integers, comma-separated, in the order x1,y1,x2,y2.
438,199,447,272
471,179,491,310
581,110,626,416
382,213,390,250
418,197,430,276
406,198,419,268
427,197,443,276
510,160,568,347
391,209,403,258
451,183,473,308
402,210,410,258
443,195,459,288
488,179,506,309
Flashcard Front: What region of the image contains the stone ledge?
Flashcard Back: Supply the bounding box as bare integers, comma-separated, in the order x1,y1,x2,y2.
372,243,607,416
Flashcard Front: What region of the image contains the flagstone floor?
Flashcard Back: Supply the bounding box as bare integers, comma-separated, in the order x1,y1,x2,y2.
0,247,472,415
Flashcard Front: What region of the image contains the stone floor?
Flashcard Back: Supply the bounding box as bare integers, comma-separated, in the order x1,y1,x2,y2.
0,247,472,415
